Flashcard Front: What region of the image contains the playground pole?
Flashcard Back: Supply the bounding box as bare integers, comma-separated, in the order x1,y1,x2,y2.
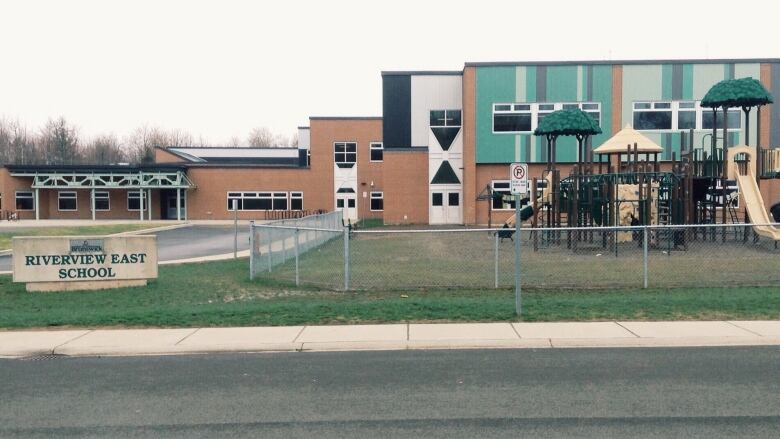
515,199,522,316
643,225,649,289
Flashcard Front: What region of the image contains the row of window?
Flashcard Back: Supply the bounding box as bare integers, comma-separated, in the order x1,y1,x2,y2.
493,102,601,133
632,101,741,131
227,191,303,211
491,100,742,134
13,191,148,211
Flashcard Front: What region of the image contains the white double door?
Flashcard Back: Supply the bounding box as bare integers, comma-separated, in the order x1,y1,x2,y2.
336,193,357,222
429,186,462,225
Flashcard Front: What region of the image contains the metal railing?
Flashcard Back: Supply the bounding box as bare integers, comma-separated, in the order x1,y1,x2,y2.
250,220,780,303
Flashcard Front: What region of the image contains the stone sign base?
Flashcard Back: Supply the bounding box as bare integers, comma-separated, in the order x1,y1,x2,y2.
26,279,147,292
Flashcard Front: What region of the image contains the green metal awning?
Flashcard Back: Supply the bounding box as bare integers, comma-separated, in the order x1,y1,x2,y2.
10,170,195,190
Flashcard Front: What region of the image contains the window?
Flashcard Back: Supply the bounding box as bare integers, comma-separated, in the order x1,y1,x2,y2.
347,198,355,208
370,142,383,162
491,181,515,210
128,191,147,211
493,104,532,132
430,110,462,127
702,108,742,130
336,199,344,208
15,191,34,210
633,101,742,132
633,102,672,130
448,192,459,206
432,192,443,206
290,192,303,210
94,191,110,211
272,192,288,210
227,192,295,211
58,191,77,211
493,102,601,133
334,142,357,166
370,192,384,211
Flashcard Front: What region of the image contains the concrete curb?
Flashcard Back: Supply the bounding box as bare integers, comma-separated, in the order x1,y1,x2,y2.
110,222,191,236
160,250,249,265
2,321,780,358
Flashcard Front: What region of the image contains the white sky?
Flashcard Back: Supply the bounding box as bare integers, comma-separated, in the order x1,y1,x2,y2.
1,0,778,144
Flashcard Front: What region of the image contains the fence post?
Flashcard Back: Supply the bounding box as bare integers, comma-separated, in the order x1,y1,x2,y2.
515,203,522,316
643,225,649,289
267,227,273,272
295,228,300,287
494,231,499,288
343,225,350,291
249,221,255,280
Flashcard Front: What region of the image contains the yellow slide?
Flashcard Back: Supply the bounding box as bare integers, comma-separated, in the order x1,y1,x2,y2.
727,145,780,241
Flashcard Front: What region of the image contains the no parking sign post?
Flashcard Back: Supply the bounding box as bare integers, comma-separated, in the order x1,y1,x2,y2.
510,163,527,316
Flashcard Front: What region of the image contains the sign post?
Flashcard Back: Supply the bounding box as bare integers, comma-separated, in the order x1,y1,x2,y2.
510,163,528,316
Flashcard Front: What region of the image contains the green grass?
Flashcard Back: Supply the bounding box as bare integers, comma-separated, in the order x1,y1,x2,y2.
2,258,780,329
0,223,170,250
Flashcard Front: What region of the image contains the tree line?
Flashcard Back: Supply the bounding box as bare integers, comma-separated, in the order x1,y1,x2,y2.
0,117,298,165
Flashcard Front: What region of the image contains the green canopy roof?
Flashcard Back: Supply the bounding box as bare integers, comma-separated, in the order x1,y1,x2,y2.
701,77,774,109
533,109,602,137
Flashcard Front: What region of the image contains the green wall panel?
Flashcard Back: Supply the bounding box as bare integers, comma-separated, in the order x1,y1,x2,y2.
476,66,516,163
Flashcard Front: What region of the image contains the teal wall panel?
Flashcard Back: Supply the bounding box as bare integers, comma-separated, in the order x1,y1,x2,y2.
476,67,516,163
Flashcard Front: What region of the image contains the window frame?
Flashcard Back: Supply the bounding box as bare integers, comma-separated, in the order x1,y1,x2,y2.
430,109,462,128
93,191,110,211
57,191,78,212
492,102,601,134
227,191,295,211
15,191,34,211
127,191,148,211
632,100,743,133
334,141,357,166
369,142,384,162
370,191,384,211
490,180,516,211
290,192,303,211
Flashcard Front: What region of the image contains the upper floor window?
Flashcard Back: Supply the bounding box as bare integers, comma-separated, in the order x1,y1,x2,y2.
493,102,601,134
430,110,462,127
334,142,356,167
633,101,741,132
370,142,383,162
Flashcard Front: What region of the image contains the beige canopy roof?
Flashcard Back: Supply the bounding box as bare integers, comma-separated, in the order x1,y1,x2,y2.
593,124,664,155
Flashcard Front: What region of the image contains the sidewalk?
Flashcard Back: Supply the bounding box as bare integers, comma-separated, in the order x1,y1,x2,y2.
2,321,780,358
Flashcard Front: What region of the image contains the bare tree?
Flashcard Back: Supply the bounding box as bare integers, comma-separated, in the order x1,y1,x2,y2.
84,134,125,164
227,136,242,147
247,127,277,147
39,117,81,164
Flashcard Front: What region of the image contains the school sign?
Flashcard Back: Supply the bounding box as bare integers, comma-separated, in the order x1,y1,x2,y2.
13,235,157,291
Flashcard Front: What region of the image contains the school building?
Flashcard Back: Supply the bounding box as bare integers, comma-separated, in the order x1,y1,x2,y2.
2,58,780,224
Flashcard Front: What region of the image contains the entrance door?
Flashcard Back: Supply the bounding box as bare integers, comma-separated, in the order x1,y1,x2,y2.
430,190,462,224
166,192,186,220
336,194,357,222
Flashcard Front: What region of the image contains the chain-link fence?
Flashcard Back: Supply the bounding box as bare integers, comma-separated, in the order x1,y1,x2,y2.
249,211,343,288
250,219,780,291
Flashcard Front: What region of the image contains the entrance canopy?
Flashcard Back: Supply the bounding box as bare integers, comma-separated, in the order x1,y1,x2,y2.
7,164,195,190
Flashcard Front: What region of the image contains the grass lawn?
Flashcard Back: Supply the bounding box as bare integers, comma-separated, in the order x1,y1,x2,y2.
0,223,170,251
2,258,780,329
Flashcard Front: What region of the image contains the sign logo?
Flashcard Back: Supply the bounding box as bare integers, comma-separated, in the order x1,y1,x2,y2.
69,239,104,254
510,163,528,195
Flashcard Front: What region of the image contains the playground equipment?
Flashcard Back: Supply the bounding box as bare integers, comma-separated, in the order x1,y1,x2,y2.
727,145,780,241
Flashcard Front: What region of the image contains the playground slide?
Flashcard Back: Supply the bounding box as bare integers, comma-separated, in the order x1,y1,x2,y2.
729,146,780,241
503,172,554,227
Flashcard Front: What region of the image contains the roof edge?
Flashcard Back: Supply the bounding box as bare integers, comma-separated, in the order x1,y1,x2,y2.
309,116,382,121
381,70,463,76
465,57,780,67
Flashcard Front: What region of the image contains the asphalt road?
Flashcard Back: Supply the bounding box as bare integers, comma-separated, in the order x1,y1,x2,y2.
0,224,250,271
2,347,779,438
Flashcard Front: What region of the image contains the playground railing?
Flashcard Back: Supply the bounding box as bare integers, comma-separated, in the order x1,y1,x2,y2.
249,221,780,292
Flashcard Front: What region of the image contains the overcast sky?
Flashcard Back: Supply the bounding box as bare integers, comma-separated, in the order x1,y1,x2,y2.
1,0,777,144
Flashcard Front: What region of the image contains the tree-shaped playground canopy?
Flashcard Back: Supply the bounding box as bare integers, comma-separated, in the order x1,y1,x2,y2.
532,108,602,168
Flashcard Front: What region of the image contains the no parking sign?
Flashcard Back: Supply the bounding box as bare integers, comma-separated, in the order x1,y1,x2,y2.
510,163,528,195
